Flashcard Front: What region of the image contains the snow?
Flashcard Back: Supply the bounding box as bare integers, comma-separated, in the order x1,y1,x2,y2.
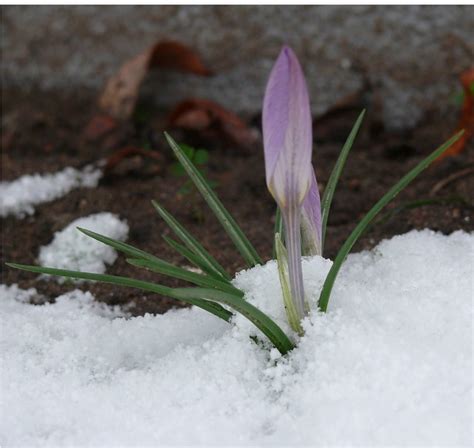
0,165,102,218
38,213,129,280
0,230,472,446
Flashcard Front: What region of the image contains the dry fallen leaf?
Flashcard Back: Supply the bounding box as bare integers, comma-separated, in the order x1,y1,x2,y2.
104,146,163,174
437,68,474,162
147,41,213,76
167,98,258,148
82,114,118,141
99,41,212,120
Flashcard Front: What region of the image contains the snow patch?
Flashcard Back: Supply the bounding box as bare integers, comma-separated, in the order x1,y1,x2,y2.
0,230,472,445
0,165,102,218
0,284,127,318
38,212,129,281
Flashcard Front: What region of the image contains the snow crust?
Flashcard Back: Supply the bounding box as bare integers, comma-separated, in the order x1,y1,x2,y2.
38,213,129,280
0,165,102,218
0,230,472,446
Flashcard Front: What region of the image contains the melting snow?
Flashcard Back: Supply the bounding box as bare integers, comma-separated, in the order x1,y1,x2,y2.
0,165,102,218
0,230,472,446
38,213,129,280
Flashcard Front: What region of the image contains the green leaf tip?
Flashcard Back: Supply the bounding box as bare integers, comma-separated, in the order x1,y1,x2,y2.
163,132,262,268
321,109,365,253
317,129,465,313
151,199,230,281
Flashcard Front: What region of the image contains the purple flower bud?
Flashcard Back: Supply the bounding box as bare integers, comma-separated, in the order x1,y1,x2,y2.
263,46,316,320
301,168,322,256
263,46,313,208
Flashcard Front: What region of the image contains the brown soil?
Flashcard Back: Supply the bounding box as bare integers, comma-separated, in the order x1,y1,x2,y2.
1,87,473,315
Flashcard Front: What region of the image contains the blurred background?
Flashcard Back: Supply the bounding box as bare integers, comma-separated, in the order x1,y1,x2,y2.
2,5,473,129
2,5,473,313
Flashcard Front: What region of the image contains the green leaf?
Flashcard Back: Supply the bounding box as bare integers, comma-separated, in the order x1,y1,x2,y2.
77,227,229,290
77,227,161,262
152,201,230,281
207,179,218,190
321,110,365,253
179,144,195,159
126,257,242,296
161,235,221,279
5,263,233,322
275,233,303,335
164,132,262,267
273,206,283,258
317,130,465,312
170,163,186,177
194,149,209,165
174,287,295,355
7,263,294,355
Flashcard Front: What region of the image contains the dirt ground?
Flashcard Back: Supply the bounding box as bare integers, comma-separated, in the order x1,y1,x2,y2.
1,86,473,315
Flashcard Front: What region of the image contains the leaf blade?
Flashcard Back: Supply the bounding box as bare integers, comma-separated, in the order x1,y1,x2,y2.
164,132,262,267
7,263,294,354
273,206,283,258
320,110,365,253
175,287,295,355
275,233,303,335
161,235,219,278
6,263,234,322
152,201,230,280
78,227,232,291
126,257,242,296
318,130,465,312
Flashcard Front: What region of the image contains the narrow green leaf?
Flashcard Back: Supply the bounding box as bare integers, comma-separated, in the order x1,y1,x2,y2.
78,227,159,261
275,233,303,335
126,258,242,296
273,206,283,258
161,235,220,279
173,287,295,355
5,263,233,322
152,201,230,281
321,110,365,253
318,130,465,312
78,227,230,290
164,132,262,267
7,263,294,354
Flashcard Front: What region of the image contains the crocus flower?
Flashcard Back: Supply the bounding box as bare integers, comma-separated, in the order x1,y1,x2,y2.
263,46,319,320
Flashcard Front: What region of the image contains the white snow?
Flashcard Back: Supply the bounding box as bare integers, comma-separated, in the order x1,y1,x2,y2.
38,213,129,280
0,230,472,446
0,165,102,218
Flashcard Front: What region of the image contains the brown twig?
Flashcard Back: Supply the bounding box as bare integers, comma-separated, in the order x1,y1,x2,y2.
430,166,474,196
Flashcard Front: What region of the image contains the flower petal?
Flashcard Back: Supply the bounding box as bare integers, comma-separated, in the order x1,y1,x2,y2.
262,46,313,207
301,168,322,256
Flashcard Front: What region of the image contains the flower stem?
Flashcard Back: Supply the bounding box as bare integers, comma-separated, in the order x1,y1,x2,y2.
282,205,305,320
275,232,304,335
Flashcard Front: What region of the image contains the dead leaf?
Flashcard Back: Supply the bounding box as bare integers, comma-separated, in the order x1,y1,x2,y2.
147,41,212,76
80,113,132,152
437,68,474,162
82,114,118,141
104,146,163,174
99,41,212,120
167,98,258,148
